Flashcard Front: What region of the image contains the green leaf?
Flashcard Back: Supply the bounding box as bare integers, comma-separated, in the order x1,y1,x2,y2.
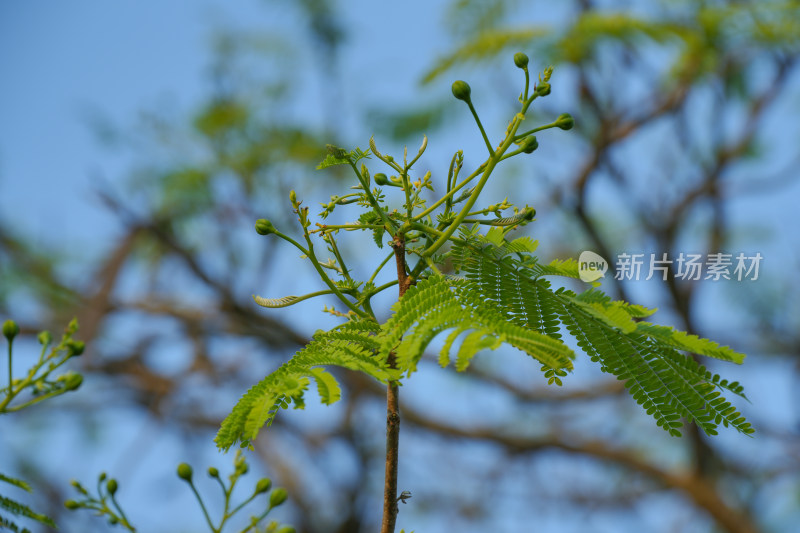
316,146,371,170
378,275,575,377
448,231,751,437
216,320,388,451
636,322,745,364
253,295,301,308
0,494,55,528
0,475,30,493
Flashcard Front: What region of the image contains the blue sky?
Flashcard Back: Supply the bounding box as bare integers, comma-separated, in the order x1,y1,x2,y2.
1,2,253,244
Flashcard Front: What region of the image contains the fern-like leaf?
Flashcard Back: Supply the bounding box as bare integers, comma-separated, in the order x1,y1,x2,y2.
422,27,550,83
636,322,745,364
378,275,575,376
450,233,752,437
488,207,536,227
316,145,371,170
0,493,55,529
215,320,389,451
252,294,301,308
531,257,580,278
0,475,30,493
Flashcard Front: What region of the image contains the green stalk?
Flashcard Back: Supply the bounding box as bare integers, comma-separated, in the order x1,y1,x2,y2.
466,99,494,155
422,112,528,257
350,161,396,234
315,223,384,232
412,162,487,221
272,228,368,318
302,233,370,319
187,480,217,533
6,337,11,392
513,120,562,141
368,250,396,285
522,68,530,101
325,232,352,281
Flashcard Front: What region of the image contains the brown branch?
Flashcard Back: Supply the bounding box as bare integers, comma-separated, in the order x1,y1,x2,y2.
400,402,761,533
429,356,626,402
381,233,410,533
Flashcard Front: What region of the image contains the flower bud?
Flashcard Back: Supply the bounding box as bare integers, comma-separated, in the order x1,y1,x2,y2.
67,340,85,357
373,173,390,186
451,80,472,102
71,479,88,495
38,331,51,346
207,467,219,478
269,487,288,508
63,372,83,391
255,478,272,494
107,479,118,495
255,219,276,236
513,52,529,69
521,136,539,154
64,500,81,510
556,113,574,130
2,320,19,342
177,463,193,482
536,82,551,96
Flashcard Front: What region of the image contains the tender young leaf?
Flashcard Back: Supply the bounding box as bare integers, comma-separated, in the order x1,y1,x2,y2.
316,145,371,170
378,275,575,376
0,494,56,528
636,322,746,364
215,320,389,451
253,295,301,308
449,232,751,437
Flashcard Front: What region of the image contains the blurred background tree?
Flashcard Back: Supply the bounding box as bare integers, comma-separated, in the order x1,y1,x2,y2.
1,1,798,532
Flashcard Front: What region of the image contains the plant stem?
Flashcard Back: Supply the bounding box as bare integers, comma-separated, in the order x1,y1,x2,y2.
6,338,11,391
466,100,494,155
381,234,411,533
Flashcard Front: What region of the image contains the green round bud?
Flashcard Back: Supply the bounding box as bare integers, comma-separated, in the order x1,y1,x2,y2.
2,320,19,342
451,80,472,102
556,113,574,130
255,219,276,236
64,499,81,510
536,82,551,97
373,173,390,186
99,472,107,482
269,487,288,508
513,52,529,69
108,516,119,525
38,331,51,346
522,207,537,220
177,463,193,482
67,340,85,357
62,373,83,391
207,467,219,478
255,478,272,494
521,136,539,154
107,479,118,495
